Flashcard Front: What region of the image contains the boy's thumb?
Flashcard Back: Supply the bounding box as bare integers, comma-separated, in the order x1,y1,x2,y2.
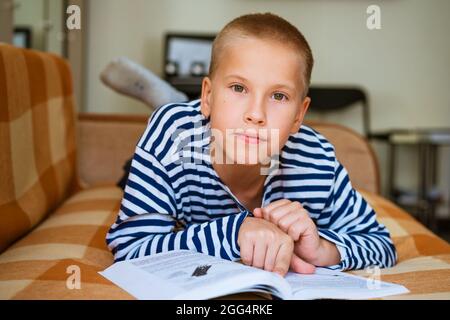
290,254,316,274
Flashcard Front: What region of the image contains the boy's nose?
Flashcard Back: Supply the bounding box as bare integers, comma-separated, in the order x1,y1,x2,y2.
243,101,266,126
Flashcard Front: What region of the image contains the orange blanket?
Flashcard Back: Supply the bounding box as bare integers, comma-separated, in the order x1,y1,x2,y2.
0,186,448,299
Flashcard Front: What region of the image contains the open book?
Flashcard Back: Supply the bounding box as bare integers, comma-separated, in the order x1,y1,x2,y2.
100,250,409,300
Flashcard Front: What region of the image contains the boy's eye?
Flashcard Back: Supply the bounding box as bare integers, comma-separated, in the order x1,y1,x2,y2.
272,92,288,101
231,84,245,93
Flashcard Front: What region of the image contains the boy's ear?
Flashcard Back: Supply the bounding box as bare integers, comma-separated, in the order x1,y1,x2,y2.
290,96,311,134
200,76,213,118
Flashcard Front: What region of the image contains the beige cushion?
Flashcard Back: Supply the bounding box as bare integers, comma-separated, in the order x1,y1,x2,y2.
0,185,132,299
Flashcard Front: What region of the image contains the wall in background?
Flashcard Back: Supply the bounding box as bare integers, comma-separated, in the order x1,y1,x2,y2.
46,0,63,55
13,0,64,55
84,0,450,215
14,0,45,50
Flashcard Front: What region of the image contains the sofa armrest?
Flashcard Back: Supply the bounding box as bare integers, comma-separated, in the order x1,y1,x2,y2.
77,113,149,187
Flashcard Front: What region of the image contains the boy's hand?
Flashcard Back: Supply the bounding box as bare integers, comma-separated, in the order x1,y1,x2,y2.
253,199,340,269
238,217,308,277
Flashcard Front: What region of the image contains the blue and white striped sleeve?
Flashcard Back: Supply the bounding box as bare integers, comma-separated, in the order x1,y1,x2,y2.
317,158,397,271
106,145,249,262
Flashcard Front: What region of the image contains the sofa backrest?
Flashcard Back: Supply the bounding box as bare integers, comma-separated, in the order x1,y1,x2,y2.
307,121,380,194
0,44,79,253
76,114,380,195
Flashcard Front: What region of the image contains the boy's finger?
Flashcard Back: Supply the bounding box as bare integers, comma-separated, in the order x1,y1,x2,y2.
252,241,267,269
278,212,303,236
240,242,254,266
273,242,293,277
253,208,263,218
288,215,316,242
290,254,316,274
287,218,308,241
267,202,299,224
264,199,304,215
263,199,291,216
264,242,279,272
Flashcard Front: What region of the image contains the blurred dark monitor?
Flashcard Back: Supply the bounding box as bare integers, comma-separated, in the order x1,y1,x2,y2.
164,33,216,99
13,27,31,49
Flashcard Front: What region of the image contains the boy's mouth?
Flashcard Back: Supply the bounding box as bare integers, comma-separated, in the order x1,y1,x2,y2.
233,129,267,145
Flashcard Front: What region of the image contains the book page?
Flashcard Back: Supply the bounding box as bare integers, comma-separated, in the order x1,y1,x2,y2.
285,267,409,300
100,250,291,300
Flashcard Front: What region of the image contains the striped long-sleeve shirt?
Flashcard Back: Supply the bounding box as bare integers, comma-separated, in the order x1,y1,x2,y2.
106,99,397,270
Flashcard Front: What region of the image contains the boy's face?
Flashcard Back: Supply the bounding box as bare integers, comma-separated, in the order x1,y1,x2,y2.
201,36,311,166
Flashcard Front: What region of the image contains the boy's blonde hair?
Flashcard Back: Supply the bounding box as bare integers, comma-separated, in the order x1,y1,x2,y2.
209,12,314,98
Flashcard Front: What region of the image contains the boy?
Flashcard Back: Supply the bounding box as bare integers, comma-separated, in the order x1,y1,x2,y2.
106,13,397,276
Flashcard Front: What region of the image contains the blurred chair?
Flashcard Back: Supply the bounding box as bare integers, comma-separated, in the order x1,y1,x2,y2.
307,86,370,137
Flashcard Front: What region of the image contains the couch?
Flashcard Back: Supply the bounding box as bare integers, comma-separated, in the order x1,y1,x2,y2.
1,44,449,299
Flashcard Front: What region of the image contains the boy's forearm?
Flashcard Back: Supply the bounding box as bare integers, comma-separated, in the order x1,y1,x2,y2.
312,230,397,270
108,211,248,262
